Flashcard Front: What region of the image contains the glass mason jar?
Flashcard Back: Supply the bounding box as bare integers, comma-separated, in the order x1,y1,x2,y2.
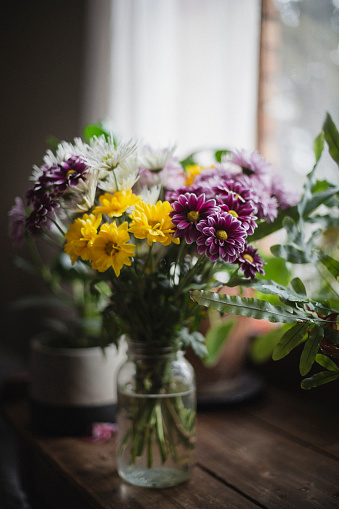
116,340,196,488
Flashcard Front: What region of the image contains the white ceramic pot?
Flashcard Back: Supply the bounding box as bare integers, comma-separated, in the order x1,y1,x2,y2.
29,338,126,435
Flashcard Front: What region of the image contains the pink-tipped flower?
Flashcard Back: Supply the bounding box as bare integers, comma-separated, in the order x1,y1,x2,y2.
216,194,257,235
196,211,247,263
237,243,266,280
170,193,219,244
47,155,88,193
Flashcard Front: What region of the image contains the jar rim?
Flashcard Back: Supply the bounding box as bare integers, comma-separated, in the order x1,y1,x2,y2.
126,338,182,357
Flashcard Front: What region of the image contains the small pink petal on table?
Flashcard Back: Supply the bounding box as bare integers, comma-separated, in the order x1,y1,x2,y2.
83,422,118,443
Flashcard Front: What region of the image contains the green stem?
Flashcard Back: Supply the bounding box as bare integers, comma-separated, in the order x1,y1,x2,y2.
155,403,168,463
164,398,195,441
47,216,66,236
142,244,153,275
113,169,120,192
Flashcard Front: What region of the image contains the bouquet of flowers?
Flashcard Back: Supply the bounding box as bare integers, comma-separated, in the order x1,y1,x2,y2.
8,122,299,481
8,125,299,350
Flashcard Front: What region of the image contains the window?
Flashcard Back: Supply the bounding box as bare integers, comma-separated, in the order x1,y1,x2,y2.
84,0,262,158
83,0,339,185
259,0,339,187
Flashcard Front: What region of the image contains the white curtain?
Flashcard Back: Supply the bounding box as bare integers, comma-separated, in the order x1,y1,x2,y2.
109,0,261,156
84,0,261,157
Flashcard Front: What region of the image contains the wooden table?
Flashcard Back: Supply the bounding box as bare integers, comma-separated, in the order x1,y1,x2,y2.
2,379,339,509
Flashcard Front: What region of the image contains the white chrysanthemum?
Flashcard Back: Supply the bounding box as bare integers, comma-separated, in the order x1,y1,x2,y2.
98,154,139,193
138,144,177,171
85,135,137,173
66,170,99,213
43,138,89,167
138,185,161,204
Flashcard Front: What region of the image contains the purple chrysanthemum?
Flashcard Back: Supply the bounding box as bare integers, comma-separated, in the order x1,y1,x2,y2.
170,193,220,244
27,156,88,204
26,167,51,204
196,211,247,263
194,166,233,188
234,174,278,222
47,155,88,193
165,184,212,204
227,149,271,176
26,194,59,235
213,178,253,204
216,195,257,235
8,197,26,248
237,243,266,280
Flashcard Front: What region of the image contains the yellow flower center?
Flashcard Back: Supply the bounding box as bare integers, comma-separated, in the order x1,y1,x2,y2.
102,153,114,162
67,169,75,177
229,210,238,218
244,254,254,263
187,210,200,222
148,220,162,230
102,153,118,170
105,241,119,256
216,230,228,241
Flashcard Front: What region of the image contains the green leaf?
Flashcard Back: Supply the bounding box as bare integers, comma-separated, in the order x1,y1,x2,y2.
257,255,291,286
46,135,60,150
300,325,324,376
252,182,339,243
323,113,339,165
315,353,339,372
178,328,207,358
250,207,298,242
307,214,339,227
204,319,235,366
214,150,230,162
282,216,302,245
290,277,307,297
272,322,310,360
313,131,324,163
323,326,339,345
270,244,310,264
190,290,308,324
311,180,330,193
180,154,197,168
250,324,293,364
301,370,339,389
83,124,110,142
317,253,339,280
303,185,339,216
250,279,308,303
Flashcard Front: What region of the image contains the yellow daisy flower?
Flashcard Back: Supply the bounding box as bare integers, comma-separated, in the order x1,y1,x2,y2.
129,201,180,247
184,164,203,186
184,164,212,186
93,189,141,218
64,214,102,264
91,222,135,276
